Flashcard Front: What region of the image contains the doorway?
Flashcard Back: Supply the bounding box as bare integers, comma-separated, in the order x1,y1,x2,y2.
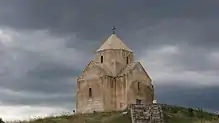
136,99,141,104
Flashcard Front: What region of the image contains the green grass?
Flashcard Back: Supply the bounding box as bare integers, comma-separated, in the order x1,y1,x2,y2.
162,104,219,123
11,104,219,123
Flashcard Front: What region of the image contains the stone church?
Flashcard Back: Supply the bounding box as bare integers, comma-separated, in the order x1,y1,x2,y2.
76,31,154,113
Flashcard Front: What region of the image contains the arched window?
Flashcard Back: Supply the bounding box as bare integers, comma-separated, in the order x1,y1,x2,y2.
137,82,140,90
126,56,129,64
101,56,103,63
89,88,92,98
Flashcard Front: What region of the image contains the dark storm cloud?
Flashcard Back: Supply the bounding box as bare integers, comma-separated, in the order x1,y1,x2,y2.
0,55,77,109
0,60,78,94
26,61,80,79
0,88,74,108
0,0,218,40
0,0,218,55
156,84,219,111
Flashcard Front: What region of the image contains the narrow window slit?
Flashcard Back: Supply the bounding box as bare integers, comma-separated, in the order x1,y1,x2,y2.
101,56,103,63
89,88,92,97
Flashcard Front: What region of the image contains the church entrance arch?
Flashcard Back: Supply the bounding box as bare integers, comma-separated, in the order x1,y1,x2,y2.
136,99,141,104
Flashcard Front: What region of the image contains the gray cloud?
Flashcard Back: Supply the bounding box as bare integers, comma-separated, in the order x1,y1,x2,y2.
0,87,74,108
156,84,219,111
0,29,85,94
0,0,218,39
0,0,219,120
0,0,218,54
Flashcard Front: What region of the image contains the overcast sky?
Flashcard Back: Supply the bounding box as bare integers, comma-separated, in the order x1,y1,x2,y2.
0,0,219,121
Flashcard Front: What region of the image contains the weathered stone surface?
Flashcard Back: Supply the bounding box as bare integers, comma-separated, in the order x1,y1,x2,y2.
130,104,165,123
76,34,154,113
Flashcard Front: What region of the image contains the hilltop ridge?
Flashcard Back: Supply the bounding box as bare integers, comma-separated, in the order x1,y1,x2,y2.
9,104,219,123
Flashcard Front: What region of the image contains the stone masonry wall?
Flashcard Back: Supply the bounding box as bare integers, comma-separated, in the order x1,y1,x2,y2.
130,104,165,123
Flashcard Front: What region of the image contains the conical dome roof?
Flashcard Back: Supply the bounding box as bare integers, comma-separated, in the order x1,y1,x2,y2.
96,34,132,52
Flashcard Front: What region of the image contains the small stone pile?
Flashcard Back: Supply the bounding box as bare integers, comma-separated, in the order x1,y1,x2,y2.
130,104,165,123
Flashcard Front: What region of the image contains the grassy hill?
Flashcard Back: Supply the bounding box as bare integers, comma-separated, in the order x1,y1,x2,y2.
12,104,219,123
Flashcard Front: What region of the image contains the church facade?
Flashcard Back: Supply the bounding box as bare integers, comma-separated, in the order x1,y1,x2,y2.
76,33,154,113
